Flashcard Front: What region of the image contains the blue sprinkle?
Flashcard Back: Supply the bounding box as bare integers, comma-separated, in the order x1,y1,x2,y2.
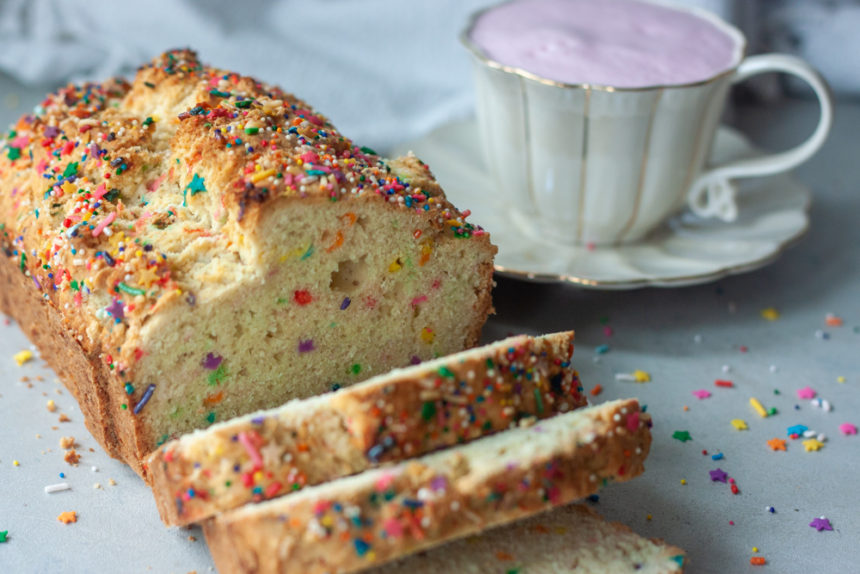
340,297,351,310
59,472,65,479
711,453,724,461
353,539,370,556
595,344,610,355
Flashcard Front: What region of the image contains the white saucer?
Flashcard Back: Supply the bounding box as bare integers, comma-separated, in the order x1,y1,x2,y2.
392,119,811,289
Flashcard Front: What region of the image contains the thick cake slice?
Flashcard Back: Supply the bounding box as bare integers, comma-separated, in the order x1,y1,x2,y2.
202,399,652,574
374,504,685,574
148,331,583,526
0,49,495,477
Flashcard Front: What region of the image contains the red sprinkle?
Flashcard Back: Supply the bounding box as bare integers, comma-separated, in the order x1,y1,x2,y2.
293,290,313,305
715,379,734,388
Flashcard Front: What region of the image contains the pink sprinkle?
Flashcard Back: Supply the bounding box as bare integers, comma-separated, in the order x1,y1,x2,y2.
839,423,857,436
237,432,263,471
11,135,29,148
626,411,640,433
692,389,712,400
410,295,428,307
383,518,403,538
37,159,48,174
93,183,107,200
147,172,168,192
300,151,319,163
91,212,116,236
603,326,613,337
797,386,817,400
375,472,395,492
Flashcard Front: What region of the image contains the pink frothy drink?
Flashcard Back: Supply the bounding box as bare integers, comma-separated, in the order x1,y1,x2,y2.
469,0,738,88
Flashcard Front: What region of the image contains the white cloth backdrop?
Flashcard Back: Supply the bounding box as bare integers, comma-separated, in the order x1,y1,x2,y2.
0,0,853,149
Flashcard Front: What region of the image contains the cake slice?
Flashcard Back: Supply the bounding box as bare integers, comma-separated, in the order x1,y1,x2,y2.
202,398,651,574
0,49,495,477
147,331,583,526
373,504,685,574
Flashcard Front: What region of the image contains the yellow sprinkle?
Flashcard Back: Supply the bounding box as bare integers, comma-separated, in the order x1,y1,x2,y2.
633,370,651,383
13,350,33,366
646,514,652,521
731,419,748,430
46,400,57,413
388,259,402,272
253,471,263,482
750,397,768,418
420,327,435,344
680,479,687,485
803,438,824,452
753,547,759,553
62,182,76,194
837,376,846,383
250,168,277,183
13,460,19,466
761,307,780,321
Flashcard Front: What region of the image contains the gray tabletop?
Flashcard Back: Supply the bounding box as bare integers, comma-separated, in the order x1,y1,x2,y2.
0,71,857,574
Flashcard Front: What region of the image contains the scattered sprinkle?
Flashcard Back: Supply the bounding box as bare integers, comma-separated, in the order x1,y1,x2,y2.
838,423,857,436
672,430,692,442
44,483,71,494
711,453,724,461
749,397,768,418
796,386,817,400
787,424,808,437
766,438,787,451
750,557,767,566
802,438,824,452
809,517,832,532
760,307,780,321
57,511,77,524
709,468,728,483
589,384,602,397
714,379,733,388
13,350,33,366
825,313,843,327
731,419,748,431
692,389,711,400
0,531,7,543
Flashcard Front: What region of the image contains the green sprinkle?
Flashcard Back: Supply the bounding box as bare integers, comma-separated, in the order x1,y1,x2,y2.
121,404,127,410
70,280,80,292
300,244,314,260
534,388,544,415
235,99,254,109
0,530,7,543
421,401,437,421
156,434,169,446
104,189,121,202
209,89,230,98
144,81,156,89
206,412,216,424
350,363,362,375
62,162,79,178
225,481,232,488
306,169,326,176
482,420,493,431
7,147,21,160
208,363,228,386
19,252,26,273
244,126,259,135
276,297,287,304
116,282,146,296
437,366,455,378
124,383,134,395
142,117,154,126
359,146,377,155
670,555,685,567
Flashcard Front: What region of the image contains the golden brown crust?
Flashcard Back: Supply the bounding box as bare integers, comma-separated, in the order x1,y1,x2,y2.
202,399,651,574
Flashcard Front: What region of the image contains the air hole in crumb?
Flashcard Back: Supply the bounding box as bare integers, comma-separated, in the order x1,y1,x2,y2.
330,257,368,293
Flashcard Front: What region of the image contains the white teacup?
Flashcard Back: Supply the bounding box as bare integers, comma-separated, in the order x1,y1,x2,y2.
462,0,833,246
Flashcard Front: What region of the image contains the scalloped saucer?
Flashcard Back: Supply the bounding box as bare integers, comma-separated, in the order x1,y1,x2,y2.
392,119,810,289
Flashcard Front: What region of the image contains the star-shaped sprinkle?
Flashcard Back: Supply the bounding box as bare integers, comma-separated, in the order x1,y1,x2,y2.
137,265,160,288
809,517,832,532
797,386,817,400
186,173,207,196
0,530,7,543
731,419,748,430
672,430,692,442
787,424,808,437
709,468,728,483
633,370,651,383
761,307,780,321
57,511,77,524
767,438,787,451
105,299,125,321
839,423,857,436
803,439,824,452
692,389,711,399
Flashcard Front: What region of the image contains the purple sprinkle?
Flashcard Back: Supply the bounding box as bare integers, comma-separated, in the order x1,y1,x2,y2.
410,355,421,365
340,297,351,310
106,299,124,321
251,417,265,425
133,384,156,415
201,352,222,370
32,275,41,289
298,339,316,353
430,475,448,492
44,125,60,138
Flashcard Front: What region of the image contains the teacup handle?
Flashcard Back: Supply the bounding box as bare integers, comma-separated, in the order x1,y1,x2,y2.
687,54,833,221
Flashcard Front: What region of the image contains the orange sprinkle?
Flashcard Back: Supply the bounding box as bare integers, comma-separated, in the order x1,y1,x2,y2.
341,212,357,226
750,557,766,566
325,230,344,253
589,384,603,397
826,315,844,327
496,551,515,561
203,391,224,407
57,511,77,524
297,443,309,453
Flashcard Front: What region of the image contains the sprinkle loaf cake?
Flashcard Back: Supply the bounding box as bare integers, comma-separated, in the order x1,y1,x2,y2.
148,331,584,526
202,398,652,574
0,49,496,477
374,504,685,574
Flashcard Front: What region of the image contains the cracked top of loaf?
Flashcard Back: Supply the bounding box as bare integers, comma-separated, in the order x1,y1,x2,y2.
0,49,486,374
